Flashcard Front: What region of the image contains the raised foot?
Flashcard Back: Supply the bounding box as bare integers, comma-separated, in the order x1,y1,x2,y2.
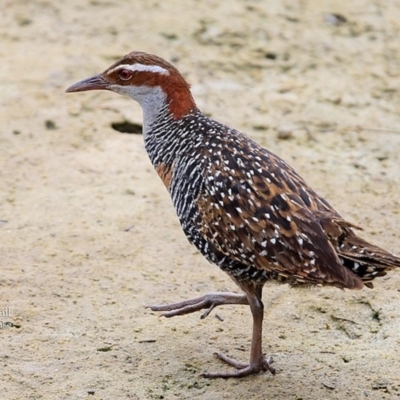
202,353,275,379
148,292,248,319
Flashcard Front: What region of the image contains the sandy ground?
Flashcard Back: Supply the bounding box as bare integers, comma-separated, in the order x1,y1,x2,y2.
1,0,400,399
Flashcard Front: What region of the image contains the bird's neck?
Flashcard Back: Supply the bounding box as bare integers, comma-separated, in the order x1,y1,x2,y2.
135,86,169,137
143,105,202,169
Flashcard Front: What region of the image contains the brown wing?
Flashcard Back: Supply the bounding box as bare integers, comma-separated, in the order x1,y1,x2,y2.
197,135,363,290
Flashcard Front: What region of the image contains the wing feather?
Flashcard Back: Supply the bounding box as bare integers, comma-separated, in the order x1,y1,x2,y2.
196,134,363,289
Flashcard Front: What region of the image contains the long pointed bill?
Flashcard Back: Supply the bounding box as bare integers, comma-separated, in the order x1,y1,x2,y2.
65,74,110,93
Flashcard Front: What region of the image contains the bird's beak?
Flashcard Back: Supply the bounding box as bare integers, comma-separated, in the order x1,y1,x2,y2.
65,74,110,93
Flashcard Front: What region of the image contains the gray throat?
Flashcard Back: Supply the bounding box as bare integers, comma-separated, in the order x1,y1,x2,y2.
139,86,168,138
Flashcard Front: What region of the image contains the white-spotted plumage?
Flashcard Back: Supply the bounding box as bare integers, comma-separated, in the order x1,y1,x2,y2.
66,51,400,379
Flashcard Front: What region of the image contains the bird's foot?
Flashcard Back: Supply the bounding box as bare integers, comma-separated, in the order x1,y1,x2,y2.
202,353,275,378
148,292,248,319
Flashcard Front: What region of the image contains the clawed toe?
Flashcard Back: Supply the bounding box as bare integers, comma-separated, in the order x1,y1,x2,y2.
201,353,275,378
148,292,248,318
214,352,248,369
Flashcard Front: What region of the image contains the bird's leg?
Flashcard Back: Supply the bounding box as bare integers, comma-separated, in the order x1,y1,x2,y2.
149,292,248,319
202,284,275,378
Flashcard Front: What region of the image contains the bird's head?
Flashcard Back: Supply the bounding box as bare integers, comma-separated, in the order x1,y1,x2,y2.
66,51,196,120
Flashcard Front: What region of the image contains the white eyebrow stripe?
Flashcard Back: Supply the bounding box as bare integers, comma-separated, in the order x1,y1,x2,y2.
108,63,170,75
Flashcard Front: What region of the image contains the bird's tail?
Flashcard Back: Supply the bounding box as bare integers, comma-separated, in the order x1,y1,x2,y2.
316,211,400,288
338,235,400,288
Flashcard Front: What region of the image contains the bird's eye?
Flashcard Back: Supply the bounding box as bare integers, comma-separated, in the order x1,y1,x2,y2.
119,69,133,80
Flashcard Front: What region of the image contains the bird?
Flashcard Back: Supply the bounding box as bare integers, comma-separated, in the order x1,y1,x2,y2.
66,51,400,378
